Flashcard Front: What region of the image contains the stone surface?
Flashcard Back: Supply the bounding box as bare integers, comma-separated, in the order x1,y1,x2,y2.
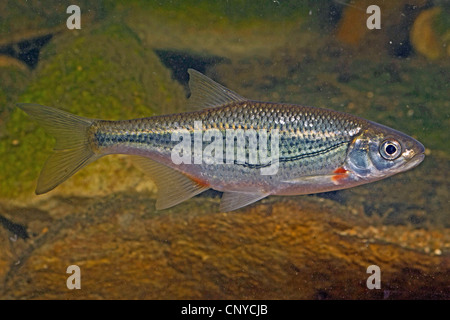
1,194,448,299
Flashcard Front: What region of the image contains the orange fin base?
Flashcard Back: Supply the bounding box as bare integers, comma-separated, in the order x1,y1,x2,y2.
332,167,348,183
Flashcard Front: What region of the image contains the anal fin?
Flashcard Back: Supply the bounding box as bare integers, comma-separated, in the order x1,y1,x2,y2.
131,156,209,210
220,191,268,212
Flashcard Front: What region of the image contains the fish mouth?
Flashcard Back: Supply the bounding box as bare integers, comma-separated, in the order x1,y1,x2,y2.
400,137,425,171
402,152,425,171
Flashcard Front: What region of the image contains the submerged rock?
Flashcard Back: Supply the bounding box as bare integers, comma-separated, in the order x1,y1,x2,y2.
0,193,448,299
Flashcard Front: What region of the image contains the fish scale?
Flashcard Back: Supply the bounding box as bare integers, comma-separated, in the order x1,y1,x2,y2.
92,101,364,180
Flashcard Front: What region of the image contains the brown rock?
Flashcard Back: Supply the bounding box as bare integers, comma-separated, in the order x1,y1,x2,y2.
0,193,448,299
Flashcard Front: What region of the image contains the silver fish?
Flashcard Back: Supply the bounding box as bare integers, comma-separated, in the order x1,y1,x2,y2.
18,69,425,211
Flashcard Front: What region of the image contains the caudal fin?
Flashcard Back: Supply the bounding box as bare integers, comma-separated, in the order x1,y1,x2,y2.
17,103,100,194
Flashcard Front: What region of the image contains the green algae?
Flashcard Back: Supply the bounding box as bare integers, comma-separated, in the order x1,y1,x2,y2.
433,3,450,37
0,65,31,137
118,0,315,24
0,21,185,198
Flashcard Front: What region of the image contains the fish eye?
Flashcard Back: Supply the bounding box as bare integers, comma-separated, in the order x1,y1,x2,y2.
380,140,402,160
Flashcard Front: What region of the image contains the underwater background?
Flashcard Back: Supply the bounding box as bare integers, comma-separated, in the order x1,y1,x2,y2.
0,0,448,299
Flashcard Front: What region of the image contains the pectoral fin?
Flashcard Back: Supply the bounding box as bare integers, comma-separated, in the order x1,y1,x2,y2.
131,156,209,210
282,169,349,186
282,175,335,184
220,191,269,212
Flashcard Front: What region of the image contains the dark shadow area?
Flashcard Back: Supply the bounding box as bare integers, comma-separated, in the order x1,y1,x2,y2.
0,215,29,239
0,33,53,69
154,49,228,91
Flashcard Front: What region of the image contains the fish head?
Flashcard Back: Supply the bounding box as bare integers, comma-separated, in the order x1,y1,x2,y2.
344,121,425,181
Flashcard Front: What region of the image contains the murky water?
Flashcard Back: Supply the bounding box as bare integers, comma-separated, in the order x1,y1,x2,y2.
0,1,448,299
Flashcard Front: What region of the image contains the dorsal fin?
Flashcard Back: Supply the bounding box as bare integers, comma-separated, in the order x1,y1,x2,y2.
187,69,246,110
131,156,209,210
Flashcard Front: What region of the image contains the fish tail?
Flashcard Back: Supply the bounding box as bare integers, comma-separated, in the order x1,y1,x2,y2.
17,103,100,194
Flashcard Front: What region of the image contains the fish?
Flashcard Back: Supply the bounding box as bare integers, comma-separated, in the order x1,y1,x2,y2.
17,69,425,212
